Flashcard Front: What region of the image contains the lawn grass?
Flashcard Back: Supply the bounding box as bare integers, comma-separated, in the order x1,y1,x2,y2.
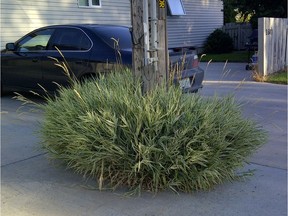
200,51,249,63
266,70,288,85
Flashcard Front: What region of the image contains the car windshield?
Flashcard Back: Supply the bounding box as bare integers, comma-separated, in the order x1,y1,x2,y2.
93,26,132,50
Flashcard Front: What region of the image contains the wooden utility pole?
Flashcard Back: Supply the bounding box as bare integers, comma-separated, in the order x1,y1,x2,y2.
130,0,168,94
157,0,168,89
130,0,145,86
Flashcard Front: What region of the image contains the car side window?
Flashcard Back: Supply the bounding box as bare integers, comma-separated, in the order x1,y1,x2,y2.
50,28,92,51
17,29,54,52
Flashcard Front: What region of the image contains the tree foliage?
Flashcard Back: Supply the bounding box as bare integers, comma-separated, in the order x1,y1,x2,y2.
223,0,238,24
223,0,287,26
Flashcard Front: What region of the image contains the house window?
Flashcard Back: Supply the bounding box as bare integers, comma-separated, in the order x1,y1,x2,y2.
78,0,101,7
167,0,186,16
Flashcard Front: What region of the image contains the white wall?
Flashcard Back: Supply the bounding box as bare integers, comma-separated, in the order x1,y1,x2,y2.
1,0,223,50
1,0,131,49
167,0,223,48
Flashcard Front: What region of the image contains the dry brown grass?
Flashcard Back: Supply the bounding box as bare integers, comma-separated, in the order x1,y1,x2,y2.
252,65,268,82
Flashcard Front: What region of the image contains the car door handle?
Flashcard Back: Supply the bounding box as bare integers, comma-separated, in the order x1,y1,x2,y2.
32,58,39,62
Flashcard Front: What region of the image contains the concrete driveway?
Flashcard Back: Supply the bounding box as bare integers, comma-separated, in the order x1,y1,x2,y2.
1,62,287,216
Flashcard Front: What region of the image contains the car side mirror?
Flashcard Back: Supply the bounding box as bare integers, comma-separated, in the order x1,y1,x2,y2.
6,43,16,51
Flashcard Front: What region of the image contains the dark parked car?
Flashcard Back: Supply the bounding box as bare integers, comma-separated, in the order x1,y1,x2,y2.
1,24,204,94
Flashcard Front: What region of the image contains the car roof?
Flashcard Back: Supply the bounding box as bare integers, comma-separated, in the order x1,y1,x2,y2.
40,24,131,30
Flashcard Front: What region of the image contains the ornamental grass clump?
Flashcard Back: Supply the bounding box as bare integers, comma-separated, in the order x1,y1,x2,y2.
39,69,266,194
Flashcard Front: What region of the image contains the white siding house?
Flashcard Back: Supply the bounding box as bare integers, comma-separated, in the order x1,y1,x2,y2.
1,0,223,50
167,0,223,48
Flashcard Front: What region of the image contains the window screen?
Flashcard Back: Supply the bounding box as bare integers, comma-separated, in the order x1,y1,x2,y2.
79,0,100,7
91,0,100,6
167,0,186,16
79,0,88,6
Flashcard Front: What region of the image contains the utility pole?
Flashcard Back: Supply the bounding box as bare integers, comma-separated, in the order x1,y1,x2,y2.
131,0,168,94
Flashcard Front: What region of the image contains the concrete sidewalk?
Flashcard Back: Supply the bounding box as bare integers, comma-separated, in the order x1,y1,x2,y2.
1,62,287,216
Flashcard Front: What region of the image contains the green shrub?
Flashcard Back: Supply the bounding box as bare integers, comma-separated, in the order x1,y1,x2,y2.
39,69,266,194
204,29,234,54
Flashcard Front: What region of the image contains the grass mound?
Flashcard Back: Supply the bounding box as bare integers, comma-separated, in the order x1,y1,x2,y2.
40,69,266,194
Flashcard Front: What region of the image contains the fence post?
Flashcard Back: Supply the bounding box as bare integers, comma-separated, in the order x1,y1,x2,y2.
258,18,265,76
258,17,288,76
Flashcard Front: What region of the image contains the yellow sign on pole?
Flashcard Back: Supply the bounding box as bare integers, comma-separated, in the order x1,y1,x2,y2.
159,0,165,8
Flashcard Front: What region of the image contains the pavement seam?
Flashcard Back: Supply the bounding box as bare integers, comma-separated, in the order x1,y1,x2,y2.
249,162,287,171
2,153,286,173
1,152,48,168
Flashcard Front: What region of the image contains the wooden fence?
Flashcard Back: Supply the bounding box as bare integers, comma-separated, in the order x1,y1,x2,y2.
222,23,252,50
258,18,288,76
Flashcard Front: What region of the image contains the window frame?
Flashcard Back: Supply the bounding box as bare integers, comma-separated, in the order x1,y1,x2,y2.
78,0,101,8
167,0,186,16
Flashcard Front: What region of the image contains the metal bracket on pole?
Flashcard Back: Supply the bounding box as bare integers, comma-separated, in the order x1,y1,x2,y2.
149,0,159,72
143,0,159,67
143,0,150,66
